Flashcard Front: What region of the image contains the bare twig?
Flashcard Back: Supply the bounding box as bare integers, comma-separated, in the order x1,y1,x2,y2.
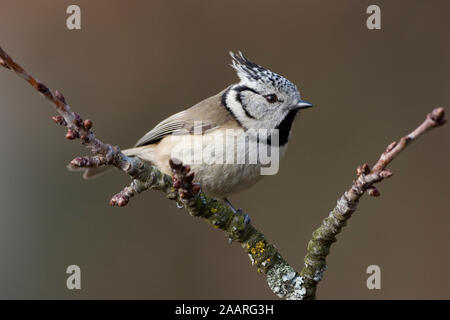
0,45,446,299
0,47,137,173
0,44,308,299
372,108,446,172
299,107,446,299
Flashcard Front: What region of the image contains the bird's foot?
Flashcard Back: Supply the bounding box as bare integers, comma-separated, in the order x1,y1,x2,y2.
224,198,251,226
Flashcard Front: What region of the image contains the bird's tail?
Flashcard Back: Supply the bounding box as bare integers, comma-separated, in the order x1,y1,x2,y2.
68,147,147,180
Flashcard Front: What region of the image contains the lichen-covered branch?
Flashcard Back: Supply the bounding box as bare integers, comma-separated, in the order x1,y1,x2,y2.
0,45,446,300
300,107,446,299
0,44,307,299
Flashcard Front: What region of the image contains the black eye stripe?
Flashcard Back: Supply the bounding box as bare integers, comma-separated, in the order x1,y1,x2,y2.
233,86,259,119
236,92,256,119
233,85,259,95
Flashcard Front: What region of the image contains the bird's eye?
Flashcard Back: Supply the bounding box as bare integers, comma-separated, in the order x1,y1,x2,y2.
264,94,278,103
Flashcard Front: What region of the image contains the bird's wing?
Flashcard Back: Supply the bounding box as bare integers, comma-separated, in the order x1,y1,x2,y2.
134,87,235,147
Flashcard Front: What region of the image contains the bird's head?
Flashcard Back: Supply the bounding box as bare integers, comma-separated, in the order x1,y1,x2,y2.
222,51,312,144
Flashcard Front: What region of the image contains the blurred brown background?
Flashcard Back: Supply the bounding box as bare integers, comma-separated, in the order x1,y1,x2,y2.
0,0,449,299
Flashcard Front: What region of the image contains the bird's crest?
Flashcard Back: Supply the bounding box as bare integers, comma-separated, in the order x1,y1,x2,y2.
229,51,297,94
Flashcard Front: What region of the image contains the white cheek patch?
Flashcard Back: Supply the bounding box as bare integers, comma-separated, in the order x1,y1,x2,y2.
226,86,283,131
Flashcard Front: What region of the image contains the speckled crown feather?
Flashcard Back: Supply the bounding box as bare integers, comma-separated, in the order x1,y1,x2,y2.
229,51,298,95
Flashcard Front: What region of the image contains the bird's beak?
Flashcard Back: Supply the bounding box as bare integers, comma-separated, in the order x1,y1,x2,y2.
295,100,313,109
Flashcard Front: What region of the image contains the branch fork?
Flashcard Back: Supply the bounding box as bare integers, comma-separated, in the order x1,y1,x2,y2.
0,45,446,300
